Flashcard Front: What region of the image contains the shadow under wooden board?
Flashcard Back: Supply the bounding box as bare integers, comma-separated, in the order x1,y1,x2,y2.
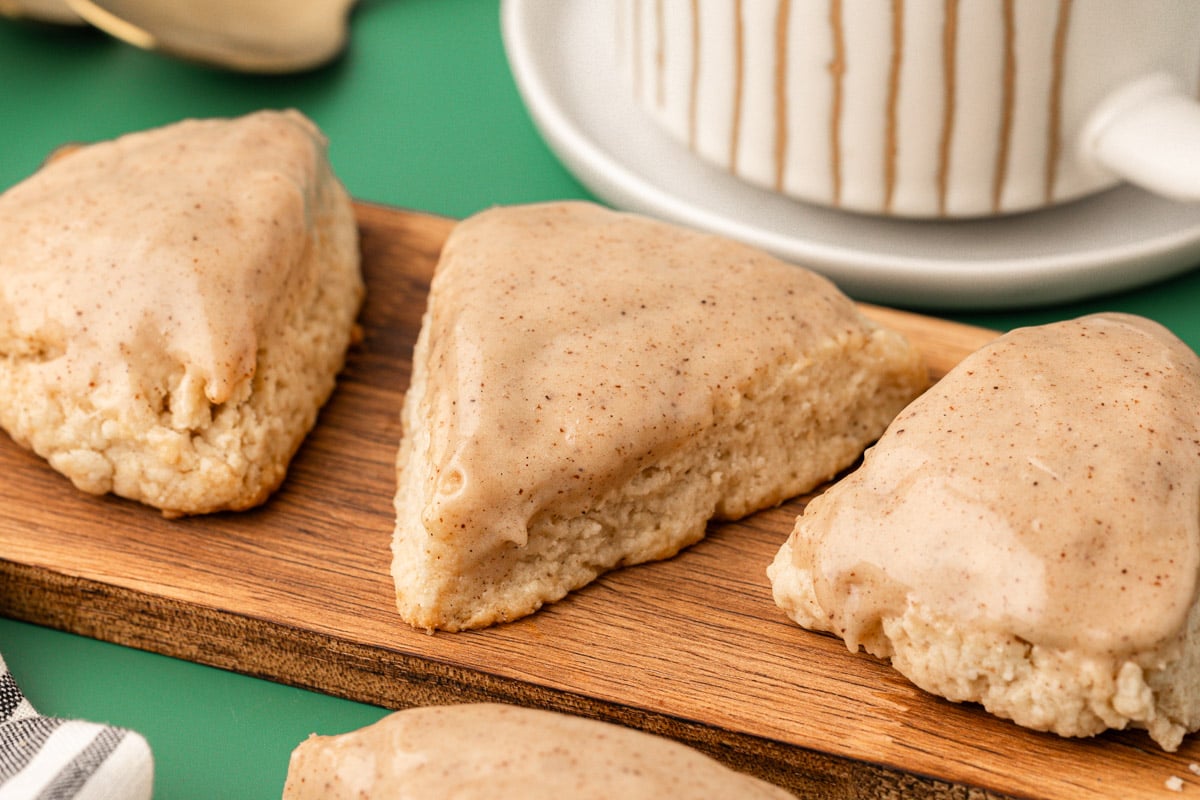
0,202,1192,799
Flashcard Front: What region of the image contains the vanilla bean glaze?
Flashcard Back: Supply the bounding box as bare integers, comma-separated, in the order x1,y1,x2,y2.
779,313,1200,659
283,704,795,799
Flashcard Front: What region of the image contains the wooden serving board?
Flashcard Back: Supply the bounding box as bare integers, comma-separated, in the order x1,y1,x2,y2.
0,203,1193,799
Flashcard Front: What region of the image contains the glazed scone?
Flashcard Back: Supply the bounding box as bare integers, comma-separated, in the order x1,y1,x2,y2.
769,313,1200,750
393,201,928,630
0,110,363,516
282,703,795,799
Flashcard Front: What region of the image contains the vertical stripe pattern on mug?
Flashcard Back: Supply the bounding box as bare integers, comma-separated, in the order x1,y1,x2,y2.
619,0,1199,217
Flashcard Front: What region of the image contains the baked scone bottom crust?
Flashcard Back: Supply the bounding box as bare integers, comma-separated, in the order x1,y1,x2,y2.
392,202,928,631
0,111,363,515
773,539,1200,752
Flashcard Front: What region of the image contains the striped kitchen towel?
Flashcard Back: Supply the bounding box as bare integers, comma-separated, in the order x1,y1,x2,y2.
0,653,153,800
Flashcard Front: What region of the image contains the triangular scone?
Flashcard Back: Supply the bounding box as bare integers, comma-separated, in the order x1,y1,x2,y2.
283,703,795,799
769,313,1200,751
393,201,928,631
0,110,363,516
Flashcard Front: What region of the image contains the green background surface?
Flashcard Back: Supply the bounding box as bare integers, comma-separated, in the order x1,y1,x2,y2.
1,1,1198,797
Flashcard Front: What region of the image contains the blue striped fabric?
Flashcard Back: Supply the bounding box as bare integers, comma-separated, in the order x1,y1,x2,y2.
0,654,153,800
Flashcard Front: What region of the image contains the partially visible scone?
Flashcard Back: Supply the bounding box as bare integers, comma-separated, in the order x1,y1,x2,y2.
393,201,928,630
0,110,363,515
282,703,796,799
769,313,1200,750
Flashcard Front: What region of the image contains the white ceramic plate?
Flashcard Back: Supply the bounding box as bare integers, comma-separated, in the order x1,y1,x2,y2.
501,0,1200,310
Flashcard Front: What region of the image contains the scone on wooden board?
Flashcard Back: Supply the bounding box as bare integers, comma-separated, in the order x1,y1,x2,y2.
769,313,1200,751
282,703,795,799
0,110,363,516
392,201,928,631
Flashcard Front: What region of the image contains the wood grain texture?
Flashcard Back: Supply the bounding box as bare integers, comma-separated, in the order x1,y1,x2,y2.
0,203,1194,799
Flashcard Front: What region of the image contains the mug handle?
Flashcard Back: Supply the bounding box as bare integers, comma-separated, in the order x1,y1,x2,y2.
1085,73,1200,202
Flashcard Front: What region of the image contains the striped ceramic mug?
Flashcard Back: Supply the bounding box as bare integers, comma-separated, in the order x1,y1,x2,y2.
617,0,1200,218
